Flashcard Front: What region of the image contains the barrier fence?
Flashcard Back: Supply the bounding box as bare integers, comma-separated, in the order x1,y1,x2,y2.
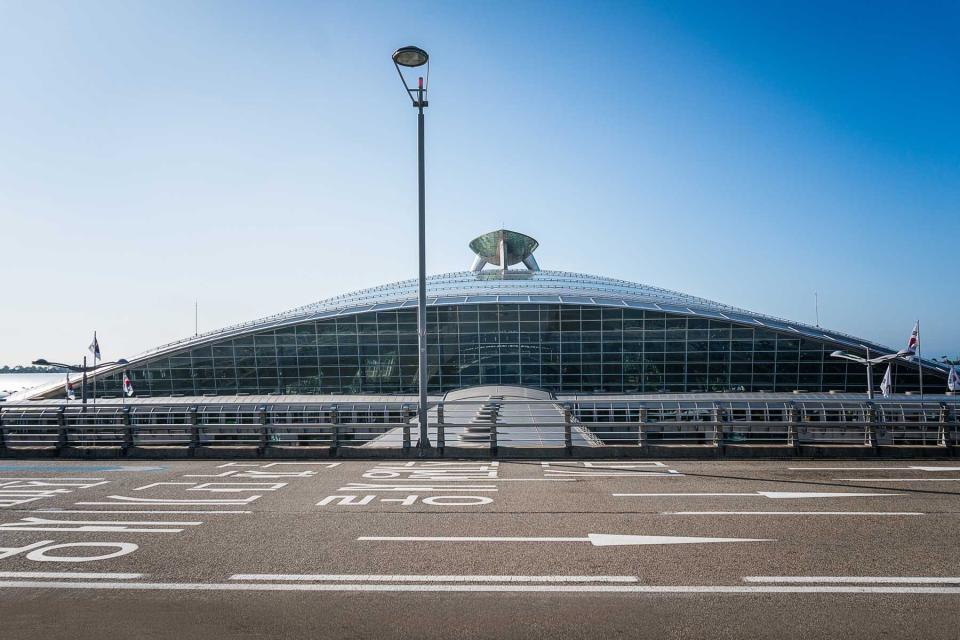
0,397,957,456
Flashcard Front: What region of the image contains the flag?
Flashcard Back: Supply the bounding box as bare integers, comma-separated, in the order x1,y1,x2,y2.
949,366,960,393
88,332,101,361
880,365,893,398
65,375,75,400
122,372,134,397
904,321,919,358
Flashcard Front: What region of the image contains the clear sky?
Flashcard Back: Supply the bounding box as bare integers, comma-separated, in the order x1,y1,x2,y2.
1,0,957,366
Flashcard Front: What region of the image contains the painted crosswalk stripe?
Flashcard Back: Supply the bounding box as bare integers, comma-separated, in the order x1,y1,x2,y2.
229,574,640,583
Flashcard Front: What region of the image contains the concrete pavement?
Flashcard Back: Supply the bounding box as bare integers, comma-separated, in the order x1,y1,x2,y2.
0,459,958,638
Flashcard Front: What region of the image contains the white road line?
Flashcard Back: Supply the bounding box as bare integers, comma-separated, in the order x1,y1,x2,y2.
0,581,959,594
76,496,260,505
0,478,107,481
359,534,774,546
664,511,924,516
833,478,960,482
0,572,143,580
542,473,682,477
337,486,498,492
229,574,640,583
613,492,899,499
30,509,252,515
791,467,960,471
744,576,960,584
615,493,756,497
542,462,668,467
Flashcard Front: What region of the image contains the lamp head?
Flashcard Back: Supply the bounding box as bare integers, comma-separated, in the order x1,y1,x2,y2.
32,359,49,366
392,46,429,67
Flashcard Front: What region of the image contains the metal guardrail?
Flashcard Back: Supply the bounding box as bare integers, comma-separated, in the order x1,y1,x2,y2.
0,398,957,455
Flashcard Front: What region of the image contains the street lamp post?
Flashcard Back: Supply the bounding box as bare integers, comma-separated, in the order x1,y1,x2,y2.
32,357,128,408
830,347,901,400
393,45,431,449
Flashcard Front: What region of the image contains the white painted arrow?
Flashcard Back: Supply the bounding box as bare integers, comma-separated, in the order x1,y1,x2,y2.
358,534,773,547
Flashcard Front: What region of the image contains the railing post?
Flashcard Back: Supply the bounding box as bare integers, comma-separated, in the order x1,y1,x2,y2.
122,406,133,454
402,405,411,452
0,407,6,455
563,403,573,455
330,405,340,455
637,406,647,448
436,402,445,451
711,405,723,448
939,402,949,448
189,406,200,454
258,406,269,454
56,406,67,453
865,402,878,449
490,420,498,456
787,403,798,449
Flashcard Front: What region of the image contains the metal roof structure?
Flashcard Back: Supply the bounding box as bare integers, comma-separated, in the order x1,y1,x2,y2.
9,267,950,401
130,269,939,365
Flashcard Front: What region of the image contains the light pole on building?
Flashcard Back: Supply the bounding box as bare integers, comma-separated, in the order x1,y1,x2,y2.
32,357,128,407
392,45,431,448
829,348,901,400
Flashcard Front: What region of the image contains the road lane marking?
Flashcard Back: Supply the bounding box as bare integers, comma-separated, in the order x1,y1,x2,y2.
229,574,640,583
358,534,774,546
0,466,162,472
76,496,261,505
0,478,107,481
0,518,204,533
0,571,143,579
832,478,960,482
30,509,252,515
614,492,900,499
336,485,498,491
0,581,958,594
664,511,924,516
744,576,960,584
791,467,960,471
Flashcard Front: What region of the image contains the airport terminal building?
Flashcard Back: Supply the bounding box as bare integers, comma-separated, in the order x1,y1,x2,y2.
27,230,949,400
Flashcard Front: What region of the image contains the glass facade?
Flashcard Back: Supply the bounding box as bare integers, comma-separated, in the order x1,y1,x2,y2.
91,304,942,398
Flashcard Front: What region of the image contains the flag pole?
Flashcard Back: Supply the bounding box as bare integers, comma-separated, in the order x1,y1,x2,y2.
92,330,97,408
917,320,924,401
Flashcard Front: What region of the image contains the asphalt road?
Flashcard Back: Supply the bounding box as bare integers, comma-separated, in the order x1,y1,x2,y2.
1,458,959,639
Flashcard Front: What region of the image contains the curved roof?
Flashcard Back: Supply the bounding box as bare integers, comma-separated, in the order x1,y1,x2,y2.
136,270,921,361
12,269,948,402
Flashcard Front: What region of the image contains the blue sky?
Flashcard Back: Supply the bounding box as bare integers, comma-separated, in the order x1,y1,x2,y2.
1,0,957,365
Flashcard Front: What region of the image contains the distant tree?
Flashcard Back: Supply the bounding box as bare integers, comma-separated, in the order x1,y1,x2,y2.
0,365,69,373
